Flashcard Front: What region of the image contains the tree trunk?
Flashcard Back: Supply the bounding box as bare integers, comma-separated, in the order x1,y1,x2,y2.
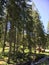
2,15,8,53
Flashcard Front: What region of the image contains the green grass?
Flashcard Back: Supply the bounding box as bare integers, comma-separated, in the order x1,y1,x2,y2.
0,47,2,52
0,46,49,65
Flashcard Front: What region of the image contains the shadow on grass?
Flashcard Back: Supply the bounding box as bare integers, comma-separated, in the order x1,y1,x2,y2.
0,53,3,59
2,52,9,57
1,51,48,65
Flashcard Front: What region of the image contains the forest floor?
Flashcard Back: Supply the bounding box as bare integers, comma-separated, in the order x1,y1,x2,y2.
0,47,8,65
0,47,49,65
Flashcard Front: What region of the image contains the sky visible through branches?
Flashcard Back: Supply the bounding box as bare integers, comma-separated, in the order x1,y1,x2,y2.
29,0,49,33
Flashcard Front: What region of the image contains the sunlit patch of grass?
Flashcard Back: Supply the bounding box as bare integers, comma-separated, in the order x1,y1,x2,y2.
0,61,6,65
0,60,8,65
4,57,8,61
24,49,29,53
40,52,49,55
0,48,2,53
5,47,9,50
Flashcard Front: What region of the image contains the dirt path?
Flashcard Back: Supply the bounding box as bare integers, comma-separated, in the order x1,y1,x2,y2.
0,60,13,65
0,59,6,65
0,59,15,65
